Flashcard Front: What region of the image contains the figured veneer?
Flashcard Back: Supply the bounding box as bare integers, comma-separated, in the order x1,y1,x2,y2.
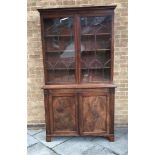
80,94,108,134
38,5,116,142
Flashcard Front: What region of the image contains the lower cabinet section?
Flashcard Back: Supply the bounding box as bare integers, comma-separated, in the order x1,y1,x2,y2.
44,88,115,142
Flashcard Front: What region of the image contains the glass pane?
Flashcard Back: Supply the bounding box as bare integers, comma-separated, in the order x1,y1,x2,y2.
44,17,75,83
80,16,112,83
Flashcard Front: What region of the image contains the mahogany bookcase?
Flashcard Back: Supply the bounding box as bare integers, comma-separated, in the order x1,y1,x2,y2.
38,5,116,142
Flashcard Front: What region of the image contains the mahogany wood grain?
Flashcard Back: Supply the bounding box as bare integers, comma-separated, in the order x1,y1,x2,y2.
38,6,116,142
38,6,117,14
43,90,51,141
75,14,81,84
51,93,78,135
109,88,115,134
42,83,116,89
79,93,108,135
111,13,114,81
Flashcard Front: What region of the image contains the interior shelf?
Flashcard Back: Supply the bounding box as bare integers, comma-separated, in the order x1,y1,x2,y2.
81,33,111,36
45,34,73,37
44,33,111,38
46,67,110,70
46,50,75,53
81,67,111,70
46,49,110,53
81,49,111,52
47,68,75,70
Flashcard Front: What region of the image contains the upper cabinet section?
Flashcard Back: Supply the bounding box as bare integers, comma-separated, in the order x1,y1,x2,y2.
38,6,116,85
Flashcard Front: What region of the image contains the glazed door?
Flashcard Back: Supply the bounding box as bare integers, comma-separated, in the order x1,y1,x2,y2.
50,93,78,135
79,15,113,83
79,92,109,135
43,16,77,84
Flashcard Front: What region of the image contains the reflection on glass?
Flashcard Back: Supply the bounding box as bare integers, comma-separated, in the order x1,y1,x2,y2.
80,16,112,82
44,17,75,83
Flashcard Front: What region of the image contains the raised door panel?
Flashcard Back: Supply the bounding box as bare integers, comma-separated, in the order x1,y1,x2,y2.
51,93,78,135
79,92,109,135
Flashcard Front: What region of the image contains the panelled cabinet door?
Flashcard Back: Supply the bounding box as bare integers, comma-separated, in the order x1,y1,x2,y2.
50,93,78,135
79,92,109,135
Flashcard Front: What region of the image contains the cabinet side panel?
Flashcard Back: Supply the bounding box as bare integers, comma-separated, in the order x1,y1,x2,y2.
109,88,115,134
44,90,51,135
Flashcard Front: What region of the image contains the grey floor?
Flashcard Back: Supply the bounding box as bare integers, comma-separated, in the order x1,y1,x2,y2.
27,127,128,155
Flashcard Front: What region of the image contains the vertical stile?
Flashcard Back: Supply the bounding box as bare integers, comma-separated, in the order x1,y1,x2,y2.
74,14,81,84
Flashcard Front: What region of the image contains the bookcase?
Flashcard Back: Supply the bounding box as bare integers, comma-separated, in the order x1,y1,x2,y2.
38,5,116,142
